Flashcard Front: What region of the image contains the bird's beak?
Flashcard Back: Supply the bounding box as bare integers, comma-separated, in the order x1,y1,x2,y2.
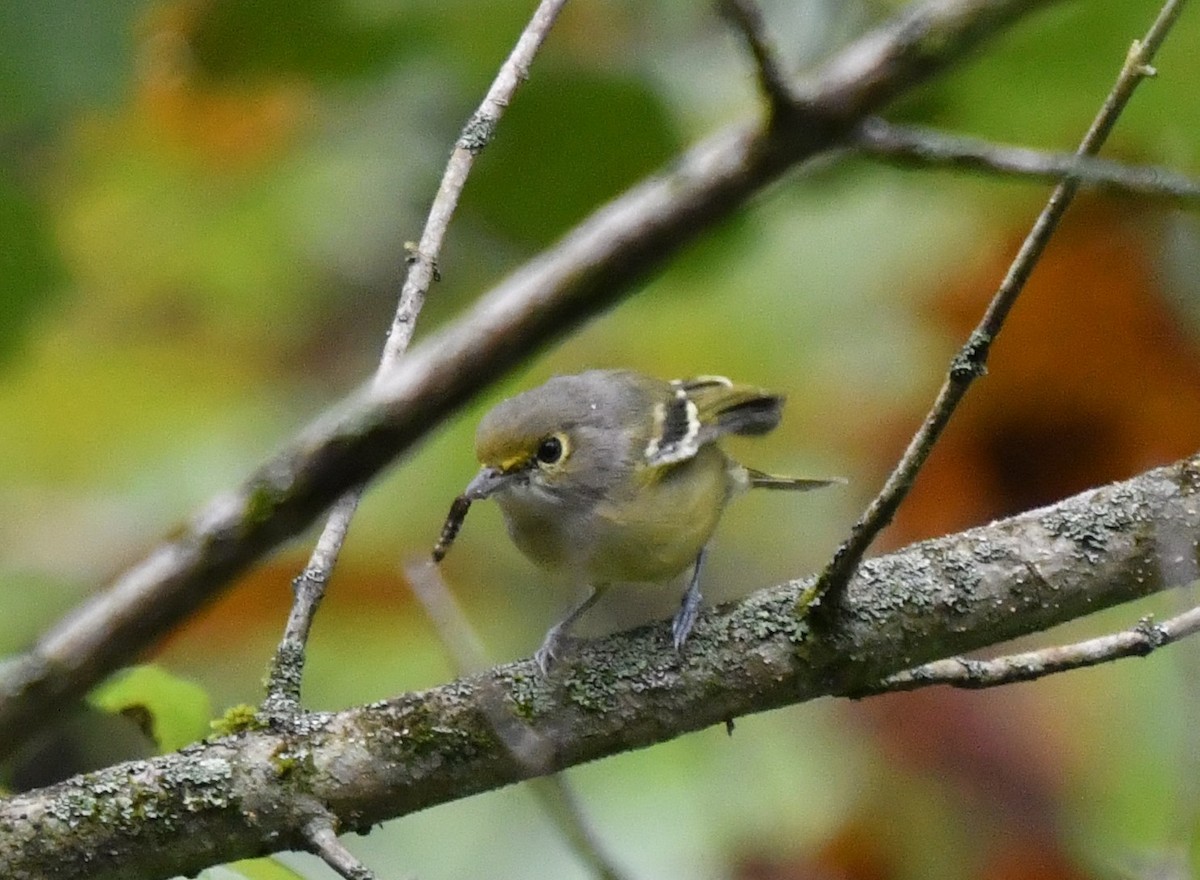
464,466,512,500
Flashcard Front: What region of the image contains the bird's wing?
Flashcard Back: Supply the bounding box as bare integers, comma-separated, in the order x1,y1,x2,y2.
681,376,784,440
644,376,784,467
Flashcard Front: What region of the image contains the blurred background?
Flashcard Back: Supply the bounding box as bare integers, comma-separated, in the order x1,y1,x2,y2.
3,0,1200,877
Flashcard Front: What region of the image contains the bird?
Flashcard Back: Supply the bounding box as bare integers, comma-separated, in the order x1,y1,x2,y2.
433,369,840,672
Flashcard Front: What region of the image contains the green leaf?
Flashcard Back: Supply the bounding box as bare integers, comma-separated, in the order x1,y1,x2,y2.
87,664,212,753
199,857,310,880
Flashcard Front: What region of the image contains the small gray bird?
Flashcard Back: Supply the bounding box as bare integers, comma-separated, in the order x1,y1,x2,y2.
434,369,839,672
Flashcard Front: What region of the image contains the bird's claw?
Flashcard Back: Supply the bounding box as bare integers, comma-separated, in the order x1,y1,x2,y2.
535,626,567,676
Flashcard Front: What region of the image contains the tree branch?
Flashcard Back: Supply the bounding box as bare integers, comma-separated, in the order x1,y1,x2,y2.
874,605,1200,693
304,814,377,880
797,0,1059,119
806,0,1188,613
0,0,1071,762
719,0,795,118
3,454,1197,880
855,117,1200,204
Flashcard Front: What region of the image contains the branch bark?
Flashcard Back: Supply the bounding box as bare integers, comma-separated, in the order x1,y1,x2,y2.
3,454,1198,880
0,0,1070,761
875,604,1200,691
855,117,1200,204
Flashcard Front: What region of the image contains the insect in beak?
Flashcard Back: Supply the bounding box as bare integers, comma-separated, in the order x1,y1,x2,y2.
431,467,517,563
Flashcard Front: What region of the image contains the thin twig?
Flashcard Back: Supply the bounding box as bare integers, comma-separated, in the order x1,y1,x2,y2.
719,0,795,117
856,117,1200,204
265,493,361,712
384,0,569,367
305,815,378,880
526,777,628,880
405,562,493,676
872,606,1200,692
0,0,1078,762
262,0,569,714
804,0,1190,615
406,561,633,880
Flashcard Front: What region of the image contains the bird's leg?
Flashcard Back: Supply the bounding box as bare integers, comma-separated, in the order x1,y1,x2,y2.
535,584,607,674
672,547,707,650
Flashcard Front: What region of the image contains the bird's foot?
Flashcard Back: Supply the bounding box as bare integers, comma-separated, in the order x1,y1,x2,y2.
672,589,702,650
534,625,570,676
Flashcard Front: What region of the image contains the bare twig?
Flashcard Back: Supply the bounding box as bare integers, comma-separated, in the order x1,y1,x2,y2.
262,0,569,714
383,0,570,367
856,117,1200,204
305,815,378,880
526,776,628,880
266,493,361,711
873,606,1200,693
4,455,1197,880
719,0,795,117
406,561,632,880
406,562,492,677
0,0,1074,762
804,0,1190,615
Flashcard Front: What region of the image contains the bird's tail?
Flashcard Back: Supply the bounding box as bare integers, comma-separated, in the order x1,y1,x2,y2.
745,468,846,491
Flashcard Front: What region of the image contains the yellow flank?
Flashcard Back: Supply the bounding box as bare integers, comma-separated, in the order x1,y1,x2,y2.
584,445,732,583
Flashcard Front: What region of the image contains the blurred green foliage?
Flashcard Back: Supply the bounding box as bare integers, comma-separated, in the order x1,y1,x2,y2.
461,66,681,245
0,0,142,126
0,170,64,363
1,1,1199,878
189,0,409,83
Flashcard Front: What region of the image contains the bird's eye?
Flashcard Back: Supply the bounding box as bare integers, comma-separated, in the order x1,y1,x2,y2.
536,435,564,465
